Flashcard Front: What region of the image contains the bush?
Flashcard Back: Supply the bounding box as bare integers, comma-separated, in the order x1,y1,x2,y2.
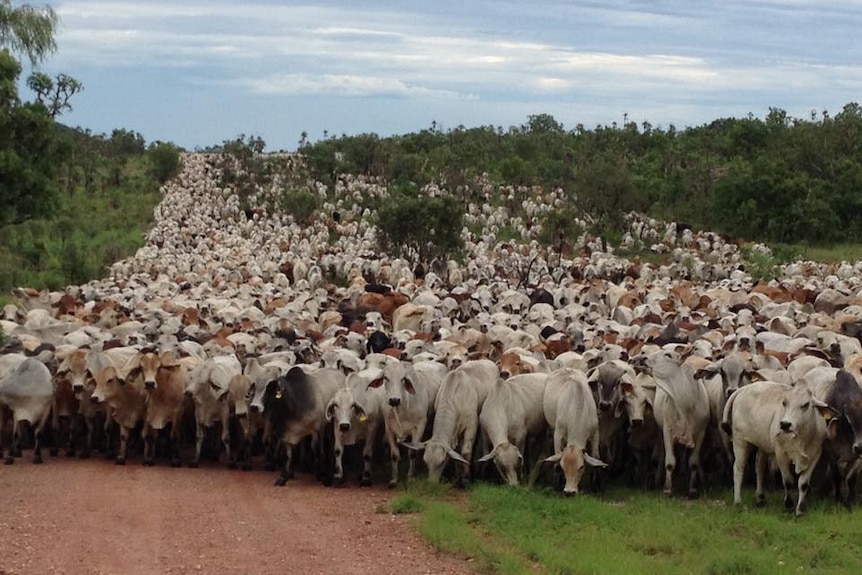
147,142,182,183
278,189,319,225
376,194,464,263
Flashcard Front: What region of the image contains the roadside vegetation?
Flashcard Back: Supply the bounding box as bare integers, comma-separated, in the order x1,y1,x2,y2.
391,481,862,575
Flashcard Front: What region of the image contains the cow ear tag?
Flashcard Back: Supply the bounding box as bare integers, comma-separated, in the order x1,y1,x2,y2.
822,411,833,421
359,414,368,422
275,390,283,399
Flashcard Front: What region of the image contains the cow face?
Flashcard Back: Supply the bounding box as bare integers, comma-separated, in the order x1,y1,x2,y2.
478,442,522,486
588,362,629,415
91,366,121,404
498,353,532,380
777,385,835,438
545,446,607,495
325,388,367,434
370,361,414,408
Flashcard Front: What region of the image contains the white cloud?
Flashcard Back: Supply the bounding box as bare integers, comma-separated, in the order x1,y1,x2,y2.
240,73,474,100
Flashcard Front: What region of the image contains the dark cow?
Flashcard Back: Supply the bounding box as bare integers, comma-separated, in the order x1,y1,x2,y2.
248,366,343,486
366,331,392,355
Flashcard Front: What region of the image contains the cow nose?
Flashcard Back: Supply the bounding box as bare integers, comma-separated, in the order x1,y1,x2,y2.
779,420,792,432
630,418,643,427
726,388,736,399
500,371,510,380
73,384,84,392
250,405,260,413
389,397,401,407
575,344,586,353
145,381,155,390
562,490,577,498
339,423,351,432
599,401,611,412
450,359,462,368
854,443,862,456
184,390,193,398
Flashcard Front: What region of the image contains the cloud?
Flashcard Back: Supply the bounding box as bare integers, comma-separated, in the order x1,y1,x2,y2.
239,73,475,100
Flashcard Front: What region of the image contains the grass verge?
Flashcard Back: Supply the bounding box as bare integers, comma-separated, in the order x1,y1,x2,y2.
404,481,862,575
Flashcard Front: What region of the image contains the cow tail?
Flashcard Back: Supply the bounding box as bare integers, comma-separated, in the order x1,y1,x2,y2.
720,389,737,438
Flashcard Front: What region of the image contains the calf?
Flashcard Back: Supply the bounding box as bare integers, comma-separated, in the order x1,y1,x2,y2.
138,351,188,467
0,358,53,464
722,380,837,516
90,366,147,464
478,373,549,485
325,368,386,485
542,368,606,495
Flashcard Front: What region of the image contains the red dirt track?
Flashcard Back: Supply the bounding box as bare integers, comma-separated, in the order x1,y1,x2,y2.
0,457,473,575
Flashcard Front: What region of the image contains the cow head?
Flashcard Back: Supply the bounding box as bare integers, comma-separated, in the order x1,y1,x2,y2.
544,446,607,496
408,439,468,483
777,385,838,440
478,441,522,486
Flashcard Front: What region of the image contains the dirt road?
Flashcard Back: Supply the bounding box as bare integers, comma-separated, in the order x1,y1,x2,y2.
0,457,473,575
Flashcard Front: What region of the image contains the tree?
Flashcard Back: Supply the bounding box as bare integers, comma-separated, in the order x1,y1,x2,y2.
0,50,61,226
27,70,83,117
376,195,464,263
0,0,57,65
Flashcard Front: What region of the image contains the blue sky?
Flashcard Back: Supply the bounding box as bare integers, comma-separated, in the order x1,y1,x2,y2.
34,0,862,150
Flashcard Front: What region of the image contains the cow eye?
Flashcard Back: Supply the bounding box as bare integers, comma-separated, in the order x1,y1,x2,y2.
781,399,788,407
801,402,810,410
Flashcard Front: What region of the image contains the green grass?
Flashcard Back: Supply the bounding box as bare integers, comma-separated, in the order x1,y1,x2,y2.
406,482,862,575
787,243,862,264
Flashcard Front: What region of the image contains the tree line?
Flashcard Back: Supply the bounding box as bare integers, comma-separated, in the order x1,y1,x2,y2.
299,107,862,246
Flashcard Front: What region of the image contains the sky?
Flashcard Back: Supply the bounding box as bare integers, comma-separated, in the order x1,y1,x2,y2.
30,0,862,151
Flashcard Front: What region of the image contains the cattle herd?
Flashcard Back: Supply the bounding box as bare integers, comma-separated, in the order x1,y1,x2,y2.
4,152,862,518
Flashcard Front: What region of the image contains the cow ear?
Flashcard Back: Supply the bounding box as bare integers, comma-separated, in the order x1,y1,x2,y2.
814,401,840,424
367,376,385,389
352,402,367,421
543,452,563,464
159,351,180,367
584,452,608,468
755,340,765,354
325,401,337,422
403,377,416,395
694,365,717,380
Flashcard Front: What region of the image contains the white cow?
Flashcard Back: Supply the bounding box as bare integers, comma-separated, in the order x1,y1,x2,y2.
404,359,499,484
542,368,606,495
184,354,243,467
478,372,549,485
0,358,53,464
642,349,710,497
722,380,837,516
370,359,446,487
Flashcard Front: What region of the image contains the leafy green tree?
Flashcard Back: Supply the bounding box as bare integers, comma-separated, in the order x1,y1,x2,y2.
146,141,182,183
376,195,464,263
0,0,57,65
0,50,61,226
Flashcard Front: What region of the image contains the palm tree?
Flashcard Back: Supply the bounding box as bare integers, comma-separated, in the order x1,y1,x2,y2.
0,1,58,65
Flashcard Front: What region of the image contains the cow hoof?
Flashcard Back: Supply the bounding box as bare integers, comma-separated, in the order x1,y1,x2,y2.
170,459,182,468
241,463,252,472
663,489,673,497
794,509,805,518
188,460,200,469
11,447,22,458
79,450,90,460
115,457,126,465
4,456,14,465
274,476,288,487
388,480,398,489
49,447,59,457
33,453,43,464
688,489,699,500
66,449,76,457
227,461,237,470
755,495,766,507
360,477,372,488
144,460,155,467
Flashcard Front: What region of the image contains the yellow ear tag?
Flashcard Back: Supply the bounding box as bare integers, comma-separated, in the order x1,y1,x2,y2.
623,389,633,398
359,414,368,422
275,390,283,399
750,373,762,382
823,411,833,421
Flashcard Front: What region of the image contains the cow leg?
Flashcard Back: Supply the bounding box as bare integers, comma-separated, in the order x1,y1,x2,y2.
662,428,676,496
360,437,374,487
169,422,182,468
220,415,231,468
795,453,822,518
32,409,52,465
732,440,750,505
191,420,205,468
333,431,345,486
66,415,78,457
116,424,129,465
754,450,768,506
142,425,156,466
387,431,400,488
458,424,480,488
774,452,795,513
80,414,94,459
687,430,706,499
50,405,60,457
275,441,293,486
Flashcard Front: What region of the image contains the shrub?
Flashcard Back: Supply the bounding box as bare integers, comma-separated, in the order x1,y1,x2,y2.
146,142,182,183
376,194,464,263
